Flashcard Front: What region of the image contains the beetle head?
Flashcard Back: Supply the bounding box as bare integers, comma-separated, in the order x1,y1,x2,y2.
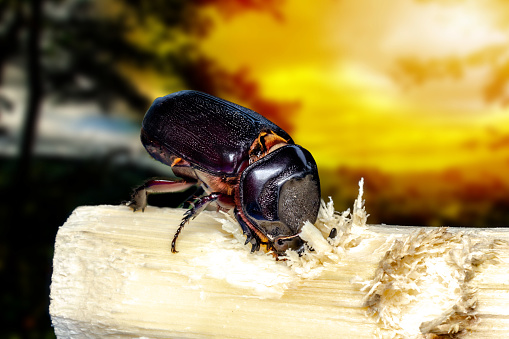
239,144,321,253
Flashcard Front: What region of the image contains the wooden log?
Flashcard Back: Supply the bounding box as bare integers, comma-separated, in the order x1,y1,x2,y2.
50,182,509,338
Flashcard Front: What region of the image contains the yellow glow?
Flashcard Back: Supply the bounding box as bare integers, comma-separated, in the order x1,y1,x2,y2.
198,0,509,175
383,2,504,56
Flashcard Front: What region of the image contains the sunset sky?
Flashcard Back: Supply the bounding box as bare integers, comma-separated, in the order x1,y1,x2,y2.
90,0,509,225
5,3,509,336
192,0,509,173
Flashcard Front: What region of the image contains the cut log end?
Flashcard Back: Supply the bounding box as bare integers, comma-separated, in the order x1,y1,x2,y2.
50,180,509,338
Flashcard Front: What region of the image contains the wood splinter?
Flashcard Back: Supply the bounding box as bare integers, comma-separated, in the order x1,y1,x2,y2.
50,180,509,338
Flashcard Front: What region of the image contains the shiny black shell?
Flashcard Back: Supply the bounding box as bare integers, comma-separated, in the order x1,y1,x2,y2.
239,144,321,244
141,90,293,175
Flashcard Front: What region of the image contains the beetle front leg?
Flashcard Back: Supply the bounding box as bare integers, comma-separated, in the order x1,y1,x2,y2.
234,209,263,253
172,192,224,253
127,179,197,212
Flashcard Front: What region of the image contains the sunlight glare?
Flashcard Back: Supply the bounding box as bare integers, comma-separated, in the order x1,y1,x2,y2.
384,2,506,57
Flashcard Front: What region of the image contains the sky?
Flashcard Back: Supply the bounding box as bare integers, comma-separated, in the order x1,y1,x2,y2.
5,0,509,186
2,0,507,226
197,0,509,173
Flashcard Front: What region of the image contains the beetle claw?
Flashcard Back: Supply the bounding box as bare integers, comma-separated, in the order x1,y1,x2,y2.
250,240,260,253
328,227,337,239
126,188,147,212
244,233,253,245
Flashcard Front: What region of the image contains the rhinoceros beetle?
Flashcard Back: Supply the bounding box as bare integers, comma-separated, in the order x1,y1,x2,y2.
127,90,321,256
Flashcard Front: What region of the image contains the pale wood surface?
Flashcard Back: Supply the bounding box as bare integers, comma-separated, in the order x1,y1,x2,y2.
50,204,509,338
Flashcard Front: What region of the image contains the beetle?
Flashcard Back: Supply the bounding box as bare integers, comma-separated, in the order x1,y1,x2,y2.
127,90,321,255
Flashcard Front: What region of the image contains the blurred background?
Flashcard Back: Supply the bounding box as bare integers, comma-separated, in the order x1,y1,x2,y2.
2,0,509,337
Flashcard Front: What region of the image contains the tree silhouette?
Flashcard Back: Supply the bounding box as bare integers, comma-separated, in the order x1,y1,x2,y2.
0,0,295,181
0,1,296,336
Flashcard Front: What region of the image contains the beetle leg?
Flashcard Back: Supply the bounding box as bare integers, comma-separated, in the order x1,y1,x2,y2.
250,241,261,253
172,192,222,253
328,228,337,240
234,209,263,252
127,179,197,212
234,209,254,245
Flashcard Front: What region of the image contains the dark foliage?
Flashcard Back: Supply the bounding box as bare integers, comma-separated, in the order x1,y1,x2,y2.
0,1,293,336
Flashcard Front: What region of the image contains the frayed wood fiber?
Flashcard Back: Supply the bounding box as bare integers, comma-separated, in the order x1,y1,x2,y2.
50,180,509,338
